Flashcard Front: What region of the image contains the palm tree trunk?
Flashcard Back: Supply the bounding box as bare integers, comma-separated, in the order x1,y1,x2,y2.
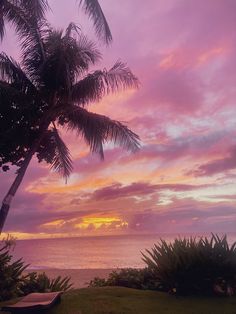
0,118,51,234
0,154,34,233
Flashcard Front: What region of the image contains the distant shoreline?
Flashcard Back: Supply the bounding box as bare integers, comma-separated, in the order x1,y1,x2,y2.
24,268,115,288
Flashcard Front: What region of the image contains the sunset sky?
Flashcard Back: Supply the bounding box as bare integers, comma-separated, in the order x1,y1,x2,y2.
1,0,236,239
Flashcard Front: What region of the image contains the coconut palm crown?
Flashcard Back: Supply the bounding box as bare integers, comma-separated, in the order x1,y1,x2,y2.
0,25,140,174
0,1,140,232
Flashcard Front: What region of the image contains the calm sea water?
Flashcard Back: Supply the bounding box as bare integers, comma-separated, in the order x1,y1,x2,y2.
11,233,236,270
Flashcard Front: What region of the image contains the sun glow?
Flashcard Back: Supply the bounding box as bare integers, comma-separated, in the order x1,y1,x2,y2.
75,217,128,230
0,232,51,240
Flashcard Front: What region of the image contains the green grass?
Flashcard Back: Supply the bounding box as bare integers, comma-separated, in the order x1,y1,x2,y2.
1,287,236,314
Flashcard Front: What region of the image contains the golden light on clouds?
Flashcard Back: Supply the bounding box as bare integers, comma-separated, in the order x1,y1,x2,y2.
41,219,66,228
75,217,128,230
1,232,50,240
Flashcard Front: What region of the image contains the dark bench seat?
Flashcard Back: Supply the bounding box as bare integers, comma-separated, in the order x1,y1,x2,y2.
1,291,62,313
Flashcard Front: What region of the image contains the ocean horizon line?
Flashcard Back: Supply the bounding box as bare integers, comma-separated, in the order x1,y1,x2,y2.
13,231,233,242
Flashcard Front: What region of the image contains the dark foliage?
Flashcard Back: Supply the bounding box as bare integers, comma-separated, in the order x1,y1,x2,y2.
0,237,27,301
0,0,112,44
89,235,236,297
142,234,236,296
20,271,73,294
89,268,160,290
0,12,139,177
0,237,72,301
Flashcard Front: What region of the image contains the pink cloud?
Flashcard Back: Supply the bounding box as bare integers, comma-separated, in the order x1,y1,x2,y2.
82,182,212,202
191,146,236,177
125,197,236,234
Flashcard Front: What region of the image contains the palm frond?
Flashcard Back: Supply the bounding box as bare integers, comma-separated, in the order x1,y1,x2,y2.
51,126,73,180
22,20,49,83
19,0,50,20
0,4,5,41
41,30,101,95
0,0,47,81
76,34,101,69
0,53,37,94
79,0,112,44
0,0,29,41
63,106,140,159
65,22,80,38
72,61,139,106
20,7,49,82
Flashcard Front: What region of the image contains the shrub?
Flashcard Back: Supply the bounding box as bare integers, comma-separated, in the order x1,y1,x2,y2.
89,277,107,287
21,272,73,294
0,236,72,301
142,234,236,296
0,237,27,301
89,268,160,290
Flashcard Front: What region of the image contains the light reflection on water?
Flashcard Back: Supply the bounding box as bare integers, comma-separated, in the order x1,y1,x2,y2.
11,233,236,269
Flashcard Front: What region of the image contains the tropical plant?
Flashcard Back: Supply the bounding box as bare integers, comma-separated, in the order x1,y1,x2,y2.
20,272,73,294
142,234,236,296
0,0,112,44
0,237,73,300
0,2,140,232
0,237,27,301
89,268,160,290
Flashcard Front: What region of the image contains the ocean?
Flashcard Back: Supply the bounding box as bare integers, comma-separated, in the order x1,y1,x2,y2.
11,233,236,270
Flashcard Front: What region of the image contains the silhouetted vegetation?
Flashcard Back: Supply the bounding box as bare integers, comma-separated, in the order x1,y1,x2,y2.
142,234,236,296
0,0,140,232
20,272,72,295
89,268,160,290
90,234,236,296
0,237,27,301
0,238,72,301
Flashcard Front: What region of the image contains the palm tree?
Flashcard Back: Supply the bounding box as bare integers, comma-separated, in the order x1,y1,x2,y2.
0,0,112,44
0,6,140,233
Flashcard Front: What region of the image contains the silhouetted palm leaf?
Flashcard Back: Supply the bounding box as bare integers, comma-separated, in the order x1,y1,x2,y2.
1,1,47,60
0,53,37,94
65,22,80,38
51,126,73,179
0,0,28,40
0,6,4,41
20,0,50,19
1,0,111,44
0,1,48,84
72,61,139,106
79,0,112,44
41,30,101,95
65,106,140,159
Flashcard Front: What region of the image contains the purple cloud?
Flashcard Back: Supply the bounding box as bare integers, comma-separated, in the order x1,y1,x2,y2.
191,146,236,177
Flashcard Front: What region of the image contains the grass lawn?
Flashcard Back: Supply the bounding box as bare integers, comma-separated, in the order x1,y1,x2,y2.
1,287,236,314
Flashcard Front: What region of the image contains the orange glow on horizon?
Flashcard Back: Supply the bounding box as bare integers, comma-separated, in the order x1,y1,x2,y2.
41,219,66,228
0,232,52,240
75,216,128,230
